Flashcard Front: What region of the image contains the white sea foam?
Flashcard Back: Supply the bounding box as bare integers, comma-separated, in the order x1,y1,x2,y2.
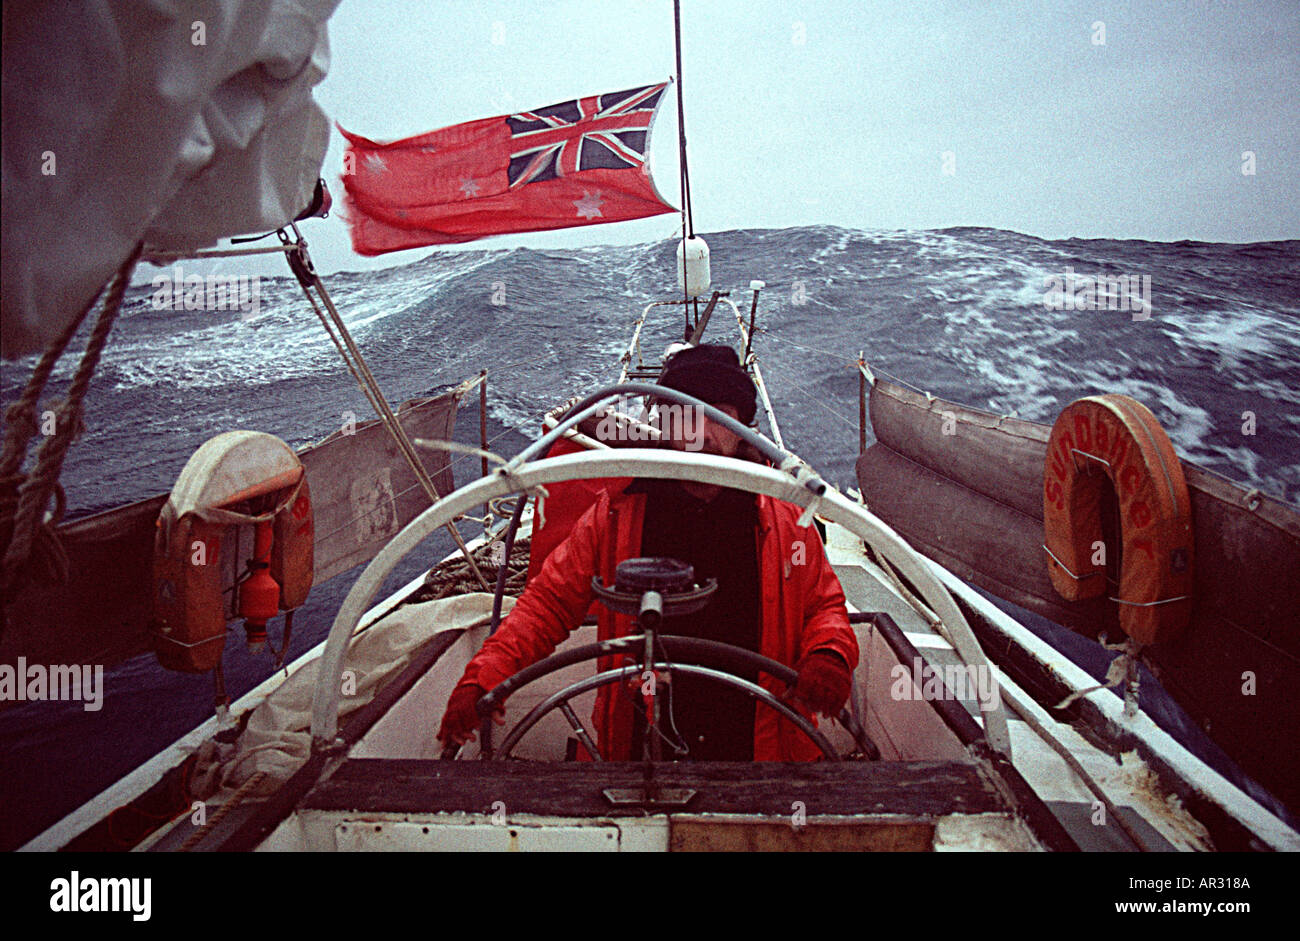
1161,306,1297,375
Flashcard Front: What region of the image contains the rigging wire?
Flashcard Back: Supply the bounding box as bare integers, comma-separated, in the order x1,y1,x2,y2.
310,396,562,547
673,0,697,337
288,231,490,591
673,0,694,242
782,376,863,433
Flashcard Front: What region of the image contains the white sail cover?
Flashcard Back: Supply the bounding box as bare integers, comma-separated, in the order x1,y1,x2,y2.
1,0,339,357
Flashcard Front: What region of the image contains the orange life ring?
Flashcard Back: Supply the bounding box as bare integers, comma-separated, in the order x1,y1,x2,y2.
152,516,227,672
1043,394,1194,645
151,433,314,673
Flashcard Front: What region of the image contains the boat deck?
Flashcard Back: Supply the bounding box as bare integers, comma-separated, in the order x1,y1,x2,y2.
291,758,1030,851
823,521,1188,851
307,759,1001,816
134,511,1194,852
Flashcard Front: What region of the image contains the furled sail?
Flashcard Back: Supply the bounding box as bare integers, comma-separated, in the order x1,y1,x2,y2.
1,0,339,357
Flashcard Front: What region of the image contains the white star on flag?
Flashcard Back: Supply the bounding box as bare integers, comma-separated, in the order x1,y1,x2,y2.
460,178,481,198
365,154,389,174
573,190,604,219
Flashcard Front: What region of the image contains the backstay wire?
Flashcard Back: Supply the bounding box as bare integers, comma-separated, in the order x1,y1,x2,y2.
138,230,491,591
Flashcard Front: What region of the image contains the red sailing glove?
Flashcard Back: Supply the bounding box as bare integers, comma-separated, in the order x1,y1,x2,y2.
792,651,852,717
437,683,504,747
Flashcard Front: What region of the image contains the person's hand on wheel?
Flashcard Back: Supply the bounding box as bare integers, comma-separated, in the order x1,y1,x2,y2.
786,650,852,718
438,682,506,747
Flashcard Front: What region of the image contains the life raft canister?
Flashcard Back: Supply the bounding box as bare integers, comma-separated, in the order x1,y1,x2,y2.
1043,394,1194,645
151,431,314,672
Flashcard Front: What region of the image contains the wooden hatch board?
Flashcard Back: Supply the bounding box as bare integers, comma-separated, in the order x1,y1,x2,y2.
303,758,1007,820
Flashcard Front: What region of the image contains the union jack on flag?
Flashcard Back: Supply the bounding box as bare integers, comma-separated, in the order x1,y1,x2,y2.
507,84,667,187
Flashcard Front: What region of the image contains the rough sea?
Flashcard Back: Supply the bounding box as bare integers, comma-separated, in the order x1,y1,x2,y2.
2,225,1297,848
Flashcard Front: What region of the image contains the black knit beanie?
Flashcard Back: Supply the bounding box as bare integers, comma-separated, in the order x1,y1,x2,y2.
657,344,757,425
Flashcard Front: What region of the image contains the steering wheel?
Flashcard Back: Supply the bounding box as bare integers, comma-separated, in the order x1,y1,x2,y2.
442,634,879,761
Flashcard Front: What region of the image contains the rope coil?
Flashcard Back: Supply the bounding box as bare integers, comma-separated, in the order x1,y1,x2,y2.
0,242,143,611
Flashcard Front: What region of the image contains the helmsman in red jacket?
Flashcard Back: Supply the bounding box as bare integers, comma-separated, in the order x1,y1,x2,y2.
438,344,858,761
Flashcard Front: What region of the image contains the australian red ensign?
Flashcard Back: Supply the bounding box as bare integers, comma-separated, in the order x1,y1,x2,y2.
340,82,676,255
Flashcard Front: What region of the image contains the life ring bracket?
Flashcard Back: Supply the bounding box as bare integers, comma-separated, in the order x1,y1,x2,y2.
1108,594,1190,608
1040,543,1105,583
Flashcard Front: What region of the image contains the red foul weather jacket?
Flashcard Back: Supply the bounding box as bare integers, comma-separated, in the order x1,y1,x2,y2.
456,485,859,761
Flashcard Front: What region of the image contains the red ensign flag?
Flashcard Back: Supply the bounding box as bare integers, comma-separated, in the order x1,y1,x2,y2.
340,83,676,255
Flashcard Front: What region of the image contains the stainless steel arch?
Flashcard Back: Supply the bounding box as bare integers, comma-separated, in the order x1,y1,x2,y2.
308,448,1011,754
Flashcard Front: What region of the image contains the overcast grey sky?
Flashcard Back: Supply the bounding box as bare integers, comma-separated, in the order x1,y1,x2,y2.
292,0,1298,276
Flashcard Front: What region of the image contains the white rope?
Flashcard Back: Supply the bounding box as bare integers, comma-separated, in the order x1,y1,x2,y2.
773,454,825,525
414,438,550,507
414,438,506,467
794,465,826,528
1055,634,1143,717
